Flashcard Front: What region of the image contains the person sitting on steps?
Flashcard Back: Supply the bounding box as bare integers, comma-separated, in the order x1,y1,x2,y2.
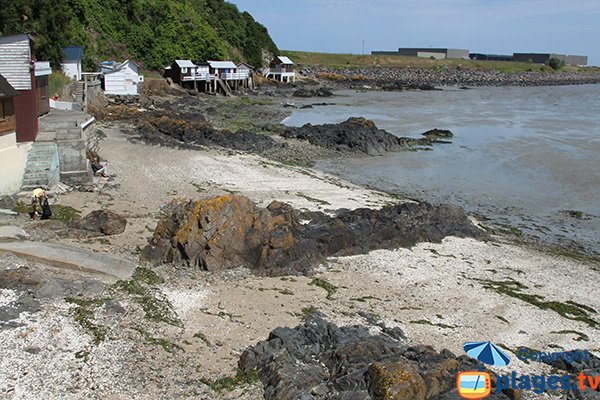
91,156,109,178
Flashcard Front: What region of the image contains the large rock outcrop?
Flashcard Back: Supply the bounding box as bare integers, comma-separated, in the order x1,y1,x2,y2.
282,118,453,155
239,313,514,400
142,195,486,276
142,196,322,276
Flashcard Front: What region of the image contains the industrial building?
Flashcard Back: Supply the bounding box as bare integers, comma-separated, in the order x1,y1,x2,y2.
372,48,470,60
372,47,588,66
512,53,588,66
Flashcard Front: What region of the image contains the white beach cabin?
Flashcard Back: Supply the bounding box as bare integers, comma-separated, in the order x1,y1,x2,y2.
100,60,144,95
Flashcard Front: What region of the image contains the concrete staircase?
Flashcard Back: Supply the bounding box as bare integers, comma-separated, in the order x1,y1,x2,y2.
36,123,82,142
21,142,60,190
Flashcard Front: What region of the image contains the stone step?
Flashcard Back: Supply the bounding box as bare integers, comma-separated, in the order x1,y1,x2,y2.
24,166,52,174
27,154,55,162
21,181,48,192
24,170,52,176
0,241,136,281
23,171,50,180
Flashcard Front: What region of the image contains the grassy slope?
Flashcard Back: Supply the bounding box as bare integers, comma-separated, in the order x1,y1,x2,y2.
281,50,597,74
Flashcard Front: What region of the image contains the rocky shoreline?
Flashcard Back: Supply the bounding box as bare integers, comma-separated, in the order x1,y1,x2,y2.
302,66,600,88
1,80,599,399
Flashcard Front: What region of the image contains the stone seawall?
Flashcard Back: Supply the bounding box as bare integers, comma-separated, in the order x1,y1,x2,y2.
308,66,600,88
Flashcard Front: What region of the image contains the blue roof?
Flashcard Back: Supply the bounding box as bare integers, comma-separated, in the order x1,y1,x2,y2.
63,46,83,61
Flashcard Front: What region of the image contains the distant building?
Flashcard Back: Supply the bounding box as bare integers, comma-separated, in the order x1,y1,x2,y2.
265,56,295,83
372,48,470,60
199,60,239,78
99,60,144,95
469,53,513,62
236,62,254,88
512,53,588,66
236,62,254,77
62,46,83,80
164,60,198,86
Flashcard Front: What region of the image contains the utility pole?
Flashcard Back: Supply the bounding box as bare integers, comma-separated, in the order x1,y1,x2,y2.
362,40,365,55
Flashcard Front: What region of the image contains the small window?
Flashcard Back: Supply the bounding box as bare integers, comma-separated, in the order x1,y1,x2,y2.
182,68,188,73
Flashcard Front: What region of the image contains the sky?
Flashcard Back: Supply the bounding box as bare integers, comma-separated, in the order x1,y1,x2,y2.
230,0,600,66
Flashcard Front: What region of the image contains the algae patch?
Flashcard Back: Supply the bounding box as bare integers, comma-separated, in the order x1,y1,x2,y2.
112,267,180,327
65,297,111,344
309,278,337,299
476,278,597,327
203,369,260,392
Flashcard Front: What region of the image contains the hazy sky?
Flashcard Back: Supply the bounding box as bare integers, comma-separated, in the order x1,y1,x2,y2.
230,0,600,66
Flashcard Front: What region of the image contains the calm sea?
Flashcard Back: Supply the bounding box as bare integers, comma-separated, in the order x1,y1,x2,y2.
283,85,600,254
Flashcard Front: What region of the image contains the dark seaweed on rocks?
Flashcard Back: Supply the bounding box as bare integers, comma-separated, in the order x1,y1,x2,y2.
282,117,453,155
135,111,283,153
293,87,335,98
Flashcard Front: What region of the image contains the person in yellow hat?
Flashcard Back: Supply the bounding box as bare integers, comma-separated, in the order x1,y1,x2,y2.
31,188,52,220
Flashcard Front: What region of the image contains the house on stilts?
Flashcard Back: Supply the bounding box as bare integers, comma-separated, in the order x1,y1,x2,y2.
264,56,295,83
164,59,254,95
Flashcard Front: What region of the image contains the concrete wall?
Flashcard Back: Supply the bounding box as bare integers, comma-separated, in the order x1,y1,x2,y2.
417,51,446,60
554,54,588,66
446,49,470,59
50,99,81,111
0,132,31,195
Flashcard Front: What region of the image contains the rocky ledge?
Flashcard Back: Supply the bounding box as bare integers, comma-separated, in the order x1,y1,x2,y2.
239,313,516,400
240,313,600,399
142,195,486,276
282,117,454,155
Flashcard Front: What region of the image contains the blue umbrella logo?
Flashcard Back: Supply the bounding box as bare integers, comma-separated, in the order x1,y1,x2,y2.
463,341,511,367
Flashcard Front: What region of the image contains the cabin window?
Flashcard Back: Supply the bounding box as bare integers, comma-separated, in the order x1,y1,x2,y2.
182,68,188,73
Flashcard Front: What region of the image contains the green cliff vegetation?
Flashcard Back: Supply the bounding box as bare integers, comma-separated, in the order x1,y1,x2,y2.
0,0,278,70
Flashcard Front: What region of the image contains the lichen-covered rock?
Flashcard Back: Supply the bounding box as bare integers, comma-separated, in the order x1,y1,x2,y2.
142,195,323,275
75,210,127,236
367,360,427,400
422,129,454,141
143,195,486,276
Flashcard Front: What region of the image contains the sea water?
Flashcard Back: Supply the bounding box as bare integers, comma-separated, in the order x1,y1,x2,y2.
283,85,600,254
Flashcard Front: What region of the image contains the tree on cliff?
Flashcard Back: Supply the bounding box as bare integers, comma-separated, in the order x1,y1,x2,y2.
0,0,278,70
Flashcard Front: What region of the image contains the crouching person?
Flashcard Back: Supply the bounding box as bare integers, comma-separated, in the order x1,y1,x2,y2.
31,188,52,220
